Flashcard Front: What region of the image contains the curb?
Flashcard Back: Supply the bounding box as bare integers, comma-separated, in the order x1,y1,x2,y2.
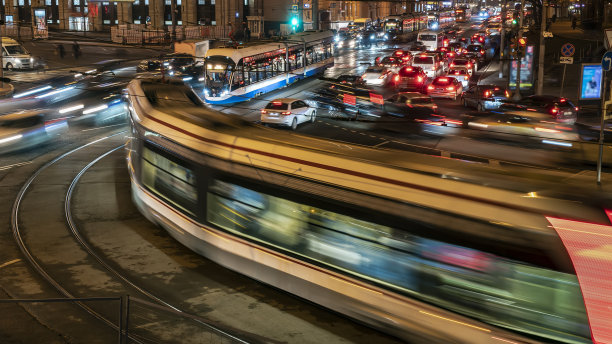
0,84,14,98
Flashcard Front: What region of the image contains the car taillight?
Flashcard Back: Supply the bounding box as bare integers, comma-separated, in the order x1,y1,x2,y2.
454,71,460,75
427,85,435,90
484,90,491,98
281,111,291,116
550,107,559,116
417,76,423,82
450,63,455,67
464,76,468,80
480,49,485,54
446,86,455,91
431,66,436,70
575,107,579,111
260,109,267,114
394,75,400,82
505,90,510,98
378,74,386,79
467,63,472,68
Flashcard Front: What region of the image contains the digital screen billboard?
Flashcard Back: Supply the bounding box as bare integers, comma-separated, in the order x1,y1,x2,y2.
509,46,534,90
580,64,603,99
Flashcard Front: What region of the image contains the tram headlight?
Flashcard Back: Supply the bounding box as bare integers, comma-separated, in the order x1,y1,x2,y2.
369,34,375,40
203,89,210,97
221,90,229,97
334,35,340,42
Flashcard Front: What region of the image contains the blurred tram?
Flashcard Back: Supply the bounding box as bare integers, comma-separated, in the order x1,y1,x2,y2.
203,31,334,104
126,78,612,344
455,6,471,22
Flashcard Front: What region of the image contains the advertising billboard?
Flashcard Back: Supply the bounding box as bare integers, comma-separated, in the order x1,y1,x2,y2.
509,45,534,90
580,64,603,99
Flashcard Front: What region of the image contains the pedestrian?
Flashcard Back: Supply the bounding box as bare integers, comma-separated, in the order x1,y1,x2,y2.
246,26,251,42
56,44,65,59
72,41,80,59
572,16,577,30
552,13,557,23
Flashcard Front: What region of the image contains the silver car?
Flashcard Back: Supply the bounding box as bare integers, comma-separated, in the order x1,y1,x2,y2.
261,98,316,130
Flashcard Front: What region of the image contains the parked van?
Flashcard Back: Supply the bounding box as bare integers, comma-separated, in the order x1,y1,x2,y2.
417,31,442,51
2,38,32,70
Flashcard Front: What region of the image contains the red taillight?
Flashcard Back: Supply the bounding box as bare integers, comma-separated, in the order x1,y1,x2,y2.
454,71,460,75
394,75,400,82
464,76,468,80
273,101,282,105
560,98,567,102
446,86,455,91
281,111,291,116
417,76,423,82
575,107,579,111
505,90,510,98
467,63,472,68
427,85,435,90
550,107,559,116
450,63,455,67
431,66,436,71
439,78,448,82
480,49,485,54
260,109,267,114
479,37,484,42
484,90,491,98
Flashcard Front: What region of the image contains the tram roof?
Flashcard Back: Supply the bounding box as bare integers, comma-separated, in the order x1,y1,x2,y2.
205,31,333,64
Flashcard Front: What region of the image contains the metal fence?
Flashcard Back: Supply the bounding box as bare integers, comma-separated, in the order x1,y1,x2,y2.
0,295,246,344
111,25,230,45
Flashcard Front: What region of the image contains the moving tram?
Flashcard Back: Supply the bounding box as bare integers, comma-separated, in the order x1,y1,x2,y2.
125,78,612,344
203,31,334,104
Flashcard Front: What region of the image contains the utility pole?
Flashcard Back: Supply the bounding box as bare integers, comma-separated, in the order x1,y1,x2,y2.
513,0,526,100
171,0,177,42
536,2,547,95
499,0,507,78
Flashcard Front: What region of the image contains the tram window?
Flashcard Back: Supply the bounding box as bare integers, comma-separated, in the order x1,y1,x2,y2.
205,177,589,342
141,146,197,215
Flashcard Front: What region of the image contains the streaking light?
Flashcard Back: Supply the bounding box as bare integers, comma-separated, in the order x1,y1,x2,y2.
182,76,193,82
36,86,76,99
0,134,23,144
468,122,488,129
546,216,612,344
542,140,572,147
83,104,109,115
13,85,52,98
59,104,84,114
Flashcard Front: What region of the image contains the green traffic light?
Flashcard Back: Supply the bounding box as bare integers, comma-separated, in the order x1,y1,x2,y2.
512,19,517,25
291,17,298,26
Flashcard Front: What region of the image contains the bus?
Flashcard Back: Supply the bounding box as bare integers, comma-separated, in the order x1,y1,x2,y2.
455,6,471,22
203,31,334,104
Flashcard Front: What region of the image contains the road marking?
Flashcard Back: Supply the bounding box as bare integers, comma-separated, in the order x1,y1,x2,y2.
373,141,389,148
0,259,21,269
0,161,32,171
81,123,125,132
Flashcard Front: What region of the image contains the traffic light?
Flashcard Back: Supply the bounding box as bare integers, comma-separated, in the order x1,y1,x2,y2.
517,36,527,57
509,37,517,57
290,15,299,32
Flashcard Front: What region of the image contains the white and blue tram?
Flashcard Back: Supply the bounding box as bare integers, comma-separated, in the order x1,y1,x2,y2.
126,78,612,344
203,31,334,104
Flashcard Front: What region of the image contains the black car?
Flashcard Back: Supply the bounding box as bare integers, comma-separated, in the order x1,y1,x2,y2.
373,94,445,133
500,95,578,125
333,74,367,88
461,85,509,111
466,44,486,60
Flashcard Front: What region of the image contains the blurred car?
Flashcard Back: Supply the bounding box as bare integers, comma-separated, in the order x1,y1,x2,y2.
361,66,392,86
412,53,443,78
261,99,316,130
137,59,163,72
448,42,465,54
395,92,438,111
137,53,194,73
463,112,580,147
426,76,463,100
395,66,428,91
333,74,367,88
486,23,502,35
472,32,486,44
462,52,482,70
446,67,471,88
449,57,475,74
461,85,510,111
374,93,445,132
0,110,68,154
378,56,407,73
71,93,128,126
500,95,578,124
409,43,428,54
458,37,471,46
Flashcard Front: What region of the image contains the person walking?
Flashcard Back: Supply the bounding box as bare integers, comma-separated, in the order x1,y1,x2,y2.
72,41,80,59
56,44,65,59
572,16,577,30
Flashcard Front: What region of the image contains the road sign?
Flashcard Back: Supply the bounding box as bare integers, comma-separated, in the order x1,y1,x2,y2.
560,56,573,64
543,31,553,38
291,4,298,14
561,43,575,57
605,29,612,50
603,51,612,71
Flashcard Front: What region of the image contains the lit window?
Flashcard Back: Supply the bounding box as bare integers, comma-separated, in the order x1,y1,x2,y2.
164,0,170,4
45,0,51,5
134,19,141,24
103,19,110,24
197,0,204,4
177,0,181,4
133,0,139,4
145,0,148,5
18,0,24,5
244,0,247,5
211,0,214,4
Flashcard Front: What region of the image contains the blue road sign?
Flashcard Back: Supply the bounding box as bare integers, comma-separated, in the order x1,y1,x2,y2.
603,51,612,71
561,43,575,57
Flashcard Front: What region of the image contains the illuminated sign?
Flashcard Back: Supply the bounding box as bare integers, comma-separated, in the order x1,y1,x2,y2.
580,64,603,99
509,45,534,90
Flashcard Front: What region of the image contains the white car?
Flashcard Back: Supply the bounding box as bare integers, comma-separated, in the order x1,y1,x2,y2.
261,98,316,130
446,67,471,88
361,66,392,86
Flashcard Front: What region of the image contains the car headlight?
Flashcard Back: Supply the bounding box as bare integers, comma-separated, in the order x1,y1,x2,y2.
334,36,340,42
370,34,375,40
30,57,34,63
